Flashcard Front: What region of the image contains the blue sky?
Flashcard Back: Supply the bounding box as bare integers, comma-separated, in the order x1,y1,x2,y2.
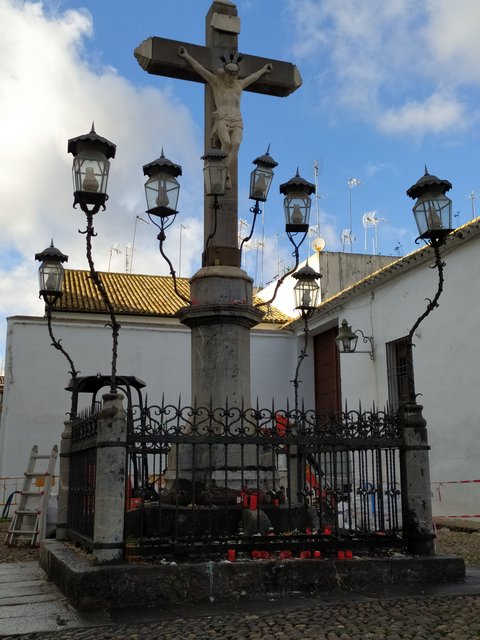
1,0,480,368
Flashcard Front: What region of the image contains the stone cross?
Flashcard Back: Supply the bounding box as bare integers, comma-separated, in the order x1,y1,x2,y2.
135,0,302,267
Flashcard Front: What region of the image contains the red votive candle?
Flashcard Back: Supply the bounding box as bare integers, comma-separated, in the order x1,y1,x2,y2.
337,550,345,560
227,549,236,562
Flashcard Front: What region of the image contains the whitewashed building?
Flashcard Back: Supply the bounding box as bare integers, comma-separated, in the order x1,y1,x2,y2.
0,271,295,500
1,231,478,518
296,218,480,518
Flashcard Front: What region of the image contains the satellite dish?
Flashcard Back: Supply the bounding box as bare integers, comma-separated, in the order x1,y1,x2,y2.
312,237,326,253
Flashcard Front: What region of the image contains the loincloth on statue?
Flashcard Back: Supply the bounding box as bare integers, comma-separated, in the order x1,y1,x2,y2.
211,112,243,146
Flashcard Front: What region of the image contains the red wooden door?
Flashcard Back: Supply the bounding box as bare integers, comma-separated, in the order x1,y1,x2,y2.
314,327,341,413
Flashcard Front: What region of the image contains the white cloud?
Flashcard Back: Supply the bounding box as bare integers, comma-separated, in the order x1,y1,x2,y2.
286,0,480,135
379,91,467,136
422,0,480,85
0,0,204,363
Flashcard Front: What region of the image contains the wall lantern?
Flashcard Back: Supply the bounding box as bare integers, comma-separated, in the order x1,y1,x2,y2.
202,148,228,197
336,319,375,360
143,150,182,219
280,169,315,234
249,147,278,203
292,264,321,319
68,123,116,213
406,167,453,243
35,241,69,306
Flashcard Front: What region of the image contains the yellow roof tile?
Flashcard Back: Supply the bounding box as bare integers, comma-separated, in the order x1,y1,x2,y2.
57,269,291,324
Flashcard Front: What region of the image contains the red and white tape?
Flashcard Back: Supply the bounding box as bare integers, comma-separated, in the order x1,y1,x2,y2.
432,479,480,518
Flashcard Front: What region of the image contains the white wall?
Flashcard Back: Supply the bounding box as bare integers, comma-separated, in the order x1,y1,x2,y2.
307,236,480,515
0,316,297,481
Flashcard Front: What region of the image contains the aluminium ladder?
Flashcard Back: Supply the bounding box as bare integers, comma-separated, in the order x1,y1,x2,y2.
4,445,58,547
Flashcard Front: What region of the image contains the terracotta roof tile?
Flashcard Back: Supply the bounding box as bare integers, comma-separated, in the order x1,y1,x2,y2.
57,269,291,324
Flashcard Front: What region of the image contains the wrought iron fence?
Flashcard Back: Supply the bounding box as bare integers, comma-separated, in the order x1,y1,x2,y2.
126,402,404,559
68,406,98,548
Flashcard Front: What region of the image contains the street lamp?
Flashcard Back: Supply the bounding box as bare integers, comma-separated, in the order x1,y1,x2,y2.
35,241,68,306
143,150,190,306
143,150,182,227
68,124,119,392
291,264,321,412
202,148,228,198
407,167,453,244
35,242,78,385
281,169,315,243
292,264,321,320
241,149,278,253
256,169,315,310
68,123,116,215
249,147,277,203
336,319,375,360
406,169,454,367
201,148,228,267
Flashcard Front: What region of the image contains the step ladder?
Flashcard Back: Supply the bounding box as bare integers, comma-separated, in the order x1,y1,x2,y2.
4,445,58,547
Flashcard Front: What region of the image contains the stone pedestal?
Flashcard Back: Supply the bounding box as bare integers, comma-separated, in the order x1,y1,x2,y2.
175,266,264,493
400,403,435,555
92,393,127,564
178,265,263,409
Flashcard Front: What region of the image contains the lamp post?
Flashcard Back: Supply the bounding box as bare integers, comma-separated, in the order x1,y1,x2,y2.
291,264,321,412
143,150,190,305
406,168,454,359
68,124,119,393
257,169,315,309
35,241,79,400
398,168,454,556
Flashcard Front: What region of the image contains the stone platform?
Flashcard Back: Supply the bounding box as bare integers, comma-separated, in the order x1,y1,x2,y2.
40,540,465,611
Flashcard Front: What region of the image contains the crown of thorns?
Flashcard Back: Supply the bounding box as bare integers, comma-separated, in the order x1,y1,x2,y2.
219,50,245,66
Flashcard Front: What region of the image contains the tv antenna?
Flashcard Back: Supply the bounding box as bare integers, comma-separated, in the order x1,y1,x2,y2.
362,211,388,255
311,160,326,264
108,243,121,272
467,191,477,220
340,228,355,252
346,177,361,252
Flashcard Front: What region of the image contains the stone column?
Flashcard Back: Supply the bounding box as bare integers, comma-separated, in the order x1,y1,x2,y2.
92,393,127,564
55,419,72,541
399,403,435,555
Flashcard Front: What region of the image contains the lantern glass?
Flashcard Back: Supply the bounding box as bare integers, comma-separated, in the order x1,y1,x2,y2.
203,160,228,196
249,165,274,202
294,278,319,311
413,192,452,239
336,320,358,353
39,260,64,298
284,190,312,230
145,172,180,217
72,149,110,197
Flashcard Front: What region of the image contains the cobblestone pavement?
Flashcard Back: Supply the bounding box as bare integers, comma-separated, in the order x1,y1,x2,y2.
1,523,480,639
1,592,480,639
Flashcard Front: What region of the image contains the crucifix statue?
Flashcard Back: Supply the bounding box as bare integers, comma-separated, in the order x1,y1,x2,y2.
135,0,301,268
135,2,302,494
178,46,273,186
